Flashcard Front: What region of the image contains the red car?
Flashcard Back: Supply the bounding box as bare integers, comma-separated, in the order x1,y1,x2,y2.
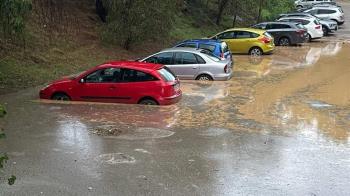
39,61,182,105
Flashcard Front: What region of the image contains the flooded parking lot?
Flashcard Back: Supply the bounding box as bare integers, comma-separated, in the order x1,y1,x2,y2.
1,3,350,195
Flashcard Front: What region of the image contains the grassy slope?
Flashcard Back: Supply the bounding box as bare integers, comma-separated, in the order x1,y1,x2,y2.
0,2,222,95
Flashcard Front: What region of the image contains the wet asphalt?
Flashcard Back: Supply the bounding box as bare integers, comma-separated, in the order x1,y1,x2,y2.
1,2,350,196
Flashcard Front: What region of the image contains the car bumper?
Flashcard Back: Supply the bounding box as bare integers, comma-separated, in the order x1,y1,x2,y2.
262,44,275,54
213,72,233,81
39,89,51,99
159,92,182,105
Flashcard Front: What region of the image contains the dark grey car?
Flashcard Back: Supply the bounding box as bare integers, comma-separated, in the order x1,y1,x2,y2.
251,22,307,46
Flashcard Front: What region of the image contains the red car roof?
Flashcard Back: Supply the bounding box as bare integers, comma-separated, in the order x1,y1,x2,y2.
98,61,163,72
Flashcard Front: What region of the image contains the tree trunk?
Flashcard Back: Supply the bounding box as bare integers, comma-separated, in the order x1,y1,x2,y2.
216,0,229,25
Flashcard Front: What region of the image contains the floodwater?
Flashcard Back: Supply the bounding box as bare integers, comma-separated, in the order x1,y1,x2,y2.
1,3,350,195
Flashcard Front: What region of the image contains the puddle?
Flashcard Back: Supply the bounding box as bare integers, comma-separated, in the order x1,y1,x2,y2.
198,127,230,137
96,153,136,164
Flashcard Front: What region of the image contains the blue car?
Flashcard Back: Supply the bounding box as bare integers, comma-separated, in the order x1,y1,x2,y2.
173,39,232,61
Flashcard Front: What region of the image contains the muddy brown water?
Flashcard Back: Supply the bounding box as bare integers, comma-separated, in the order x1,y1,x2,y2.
1,2,350,195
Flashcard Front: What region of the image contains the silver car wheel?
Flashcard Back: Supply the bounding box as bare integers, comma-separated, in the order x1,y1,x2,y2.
196,74,212,81
250,48,262,56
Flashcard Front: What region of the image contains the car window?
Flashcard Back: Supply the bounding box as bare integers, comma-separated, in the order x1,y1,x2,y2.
195,54,206,64
198,44,216,52
217,31,235,39
253,23,266,29
157,67,176,82
177,43,197,48
85,68,121,83
200,50,220,62
144,52,173,65
121,69,157,82
235,31,252,39
318,9,336,14
306,9,317,14
174,52,198,64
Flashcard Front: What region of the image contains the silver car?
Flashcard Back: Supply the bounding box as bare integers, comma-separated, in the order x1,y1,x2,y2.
140,48,233,81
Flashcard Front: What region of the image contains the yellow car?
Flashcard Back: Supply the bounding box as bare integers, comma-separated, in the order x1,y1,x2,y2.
210,28,275,56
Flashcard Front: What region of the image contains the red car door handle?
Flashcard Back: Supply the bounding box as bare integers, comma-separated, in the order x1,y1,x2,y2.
109,86,116,90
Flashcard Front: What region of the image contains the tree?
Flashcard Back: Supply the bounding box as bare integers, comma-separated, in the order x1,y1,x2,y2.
103,0,176,50
215,0,229,25
0,105,16,185
0,0,32,41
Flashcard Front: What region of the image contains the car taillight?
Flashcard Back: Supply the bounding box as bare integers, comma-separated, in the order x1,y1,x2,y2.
220,52,225,59
315,25,321,29
224,64,228,73
259,36,271,44
172,82,180,91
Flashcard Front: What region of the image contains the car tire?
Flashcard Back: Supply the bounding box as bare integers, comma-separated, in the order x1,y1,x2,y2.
278,37,291,46
306,33,312,42
322,26,329,36
249,47,263,56
196,74,213,81
51,93,71,101
139,98,158,105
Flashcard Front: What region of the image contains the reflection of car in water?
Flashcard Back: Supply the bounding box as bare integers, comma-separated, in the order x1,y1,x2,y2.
233,56,272,78
321,42,342,56
52,102,181,129
180,81,230,105
271,42,341,70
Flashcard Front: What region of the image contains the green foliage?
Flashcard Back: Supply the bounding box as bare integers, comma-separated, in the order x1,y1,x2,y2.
0,105,6,118
8,175,16,185
0,104,16,185
261,0,294,21
0,0,32,38
103,0,176,49
0,154,9,169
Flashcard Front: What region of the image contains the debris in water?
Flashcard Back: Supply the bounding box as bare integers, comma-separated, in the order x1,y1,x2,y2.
307,100,333,109
96,153,136,164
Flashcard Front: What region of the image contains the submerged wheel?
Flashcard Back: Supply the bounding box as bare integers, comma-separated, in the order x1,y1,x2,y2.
196,74,213,81
139,98,158,105
249,47,263,56
306,33,312,42
51,93,70,101
322,26,329,36
278,37,291,46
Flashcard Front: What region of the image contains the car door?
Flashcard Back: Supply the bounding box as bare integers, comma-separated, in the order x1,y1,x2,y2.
216,31,237,53
77,67,122,102
112,68,160,104
143,52,174,66
234,31,257,53
169,52,201,79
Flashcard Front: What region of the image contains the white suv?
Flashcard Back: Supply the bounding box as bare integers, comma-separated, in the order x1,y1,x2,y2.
294,0,335,9
278,17,324,41
304,6,345,25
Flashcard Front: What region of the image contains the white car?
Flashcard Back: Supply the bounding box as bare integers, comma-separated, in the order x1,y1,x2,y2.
303,6,345,25
278,17,323,41
294,0,335,9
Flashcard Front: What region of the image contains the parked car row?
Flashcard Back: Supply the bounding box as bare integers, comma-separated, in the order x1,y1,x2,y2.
39,1,345,106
